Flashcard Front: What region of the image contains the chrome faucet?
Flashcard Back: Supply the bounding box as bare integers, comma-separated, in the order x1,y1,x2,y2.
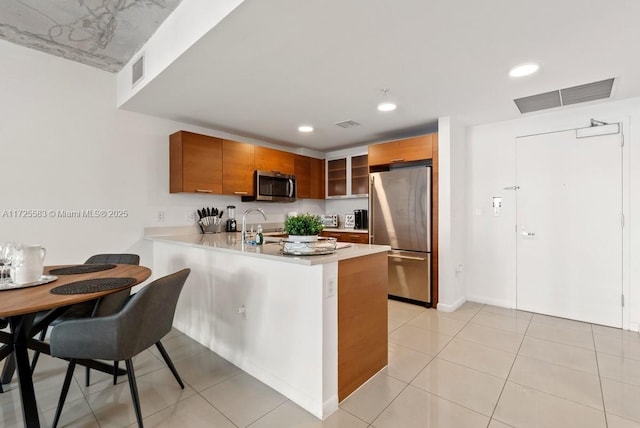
242,208,267,243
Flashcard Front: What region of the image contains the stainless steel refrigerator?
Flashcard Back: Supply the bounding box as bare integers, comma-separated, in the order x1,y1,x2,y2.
369,166,431,306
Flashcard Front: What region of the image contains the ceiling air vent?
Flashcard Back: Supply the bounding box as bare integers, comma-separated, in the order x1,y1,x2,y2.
514,90,561,114
514,78,614,114
561,78,614,106
132,54,144,87
336,120,360,128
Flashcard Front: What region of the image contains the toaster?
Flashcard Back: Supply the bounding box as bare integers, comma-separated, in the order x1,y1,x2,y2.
321,214,338,228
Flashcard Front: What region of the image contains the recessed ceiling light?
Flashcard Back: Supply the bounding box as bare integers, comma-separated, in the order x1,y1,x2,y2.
509,63,539,78
298,125,313,133
377,102,397,112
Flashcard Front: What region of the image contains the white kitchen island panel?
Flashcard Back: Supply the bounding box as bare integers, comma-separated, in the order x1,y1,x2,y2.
151,240,339,418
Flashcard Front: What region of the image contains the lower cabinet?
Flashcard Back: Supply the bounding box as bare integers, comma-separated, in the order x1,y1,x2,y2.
338,253,388,400
321,230,369,244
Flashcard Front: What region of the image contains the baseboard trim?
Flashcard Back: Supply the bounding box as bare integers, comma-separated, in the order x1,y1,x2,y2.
465,294,515,309
436,295,466,312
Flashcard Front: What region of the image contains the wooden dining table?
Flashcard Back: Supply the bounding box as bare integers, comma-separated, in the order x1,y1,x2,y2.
0,264,151,428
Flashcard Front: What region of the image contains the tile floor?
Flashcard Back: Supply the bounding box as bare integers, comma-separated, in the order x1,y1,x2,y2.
2,300,640,427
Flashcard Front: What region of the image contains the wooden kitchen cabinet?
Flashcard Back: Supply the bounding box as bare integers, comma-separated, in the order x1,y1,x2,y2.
326,153,368,198
321,230,369,244
170,131,223,194
222,139,255,196
368,133,434,167
255,146,294,174
327,158,347,197
338,252,387,400
351,154,369,195
294,155,311,198
294,155,325,199
309,157,325,199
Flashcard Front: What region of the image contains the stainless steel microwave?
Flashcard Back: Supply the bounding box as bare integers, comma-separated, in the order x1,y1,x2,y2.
242,170,296,202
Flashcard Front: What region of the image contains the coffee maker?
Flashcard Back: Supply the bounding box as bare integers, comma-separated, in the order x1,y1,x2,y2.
354,209,368,230
225,205,237,232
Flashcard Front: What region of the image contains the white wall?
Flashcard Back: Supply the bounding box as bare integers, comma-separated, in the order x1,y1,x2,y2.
436,117,467,311
0,40,324,267
465,98,639,330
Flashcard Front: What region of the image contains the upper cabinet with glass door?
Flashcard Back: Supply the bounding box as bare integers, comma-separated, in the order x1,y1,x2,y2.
326,154,369,198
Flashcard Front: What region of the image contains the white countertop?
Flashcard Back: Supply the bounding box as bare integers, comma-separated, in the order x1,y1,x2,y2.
322,228,368,233
145,232,389,266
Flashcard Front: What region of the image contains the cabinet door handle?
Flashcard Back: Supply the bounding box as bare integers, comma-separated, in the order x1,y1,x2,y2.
388,254,426,261
233,191,248,195
196,189,213,193
390,158,405,162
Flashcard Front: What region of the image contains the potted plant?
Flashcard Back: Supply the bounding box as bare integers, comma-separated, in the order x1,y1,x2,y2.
284,213,324,242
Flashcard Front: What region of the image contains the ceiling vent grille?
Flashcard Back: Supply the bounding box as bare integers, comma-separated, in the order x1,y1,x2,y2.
514,78,614,114
561,78,614,106
335,120,360,128
514,90,561,114
132,54,144,87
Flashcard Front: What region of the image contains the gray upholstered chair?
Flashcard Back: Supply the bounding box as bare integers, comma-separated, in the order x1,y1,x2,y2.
30,253,141,385
0,318,9,393
50,268,190,428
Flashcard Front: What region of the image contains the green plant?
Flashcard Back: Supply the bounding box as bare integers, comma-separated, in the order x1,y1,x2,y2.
284,213,324,235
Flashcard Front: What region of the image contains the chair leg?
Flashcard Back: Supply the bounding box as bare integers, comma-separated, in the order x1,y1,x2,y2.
113,360,119,385
1,352,15,384
155,341,184,389
52,359,77,428
30,328,47,373
85,365,91,387
0,344,13,393
125,359,144,428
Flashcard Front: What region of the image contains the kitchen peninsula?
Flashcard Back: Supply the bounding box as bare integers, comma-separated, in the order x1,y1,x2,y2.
146,232,390,419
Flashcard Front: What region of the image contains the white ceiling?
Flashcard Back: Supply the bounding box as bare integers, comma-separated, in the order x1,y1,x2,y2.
4,0,640,151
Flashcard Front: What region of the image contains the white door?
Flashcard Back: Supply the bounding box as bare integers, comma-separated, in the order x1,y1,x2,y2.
516,128,622,327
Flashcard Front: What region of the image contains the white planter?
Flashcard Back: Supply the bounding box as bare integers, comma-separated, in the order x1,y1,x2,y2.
287,235,319,242
283,235,319,254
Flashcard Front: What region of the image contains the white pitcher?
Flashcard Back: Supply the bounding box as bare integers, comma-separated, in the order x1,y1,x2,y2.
13,244,46,284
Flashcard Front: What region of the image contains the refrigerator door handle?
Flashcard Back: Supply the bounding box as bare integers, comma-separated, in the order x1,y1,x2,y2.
388,254,427,261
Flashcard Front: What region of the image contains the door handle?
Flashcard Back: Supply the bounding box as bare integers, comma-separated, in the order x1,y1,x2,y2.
388,254,426,261
522,231,536,237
